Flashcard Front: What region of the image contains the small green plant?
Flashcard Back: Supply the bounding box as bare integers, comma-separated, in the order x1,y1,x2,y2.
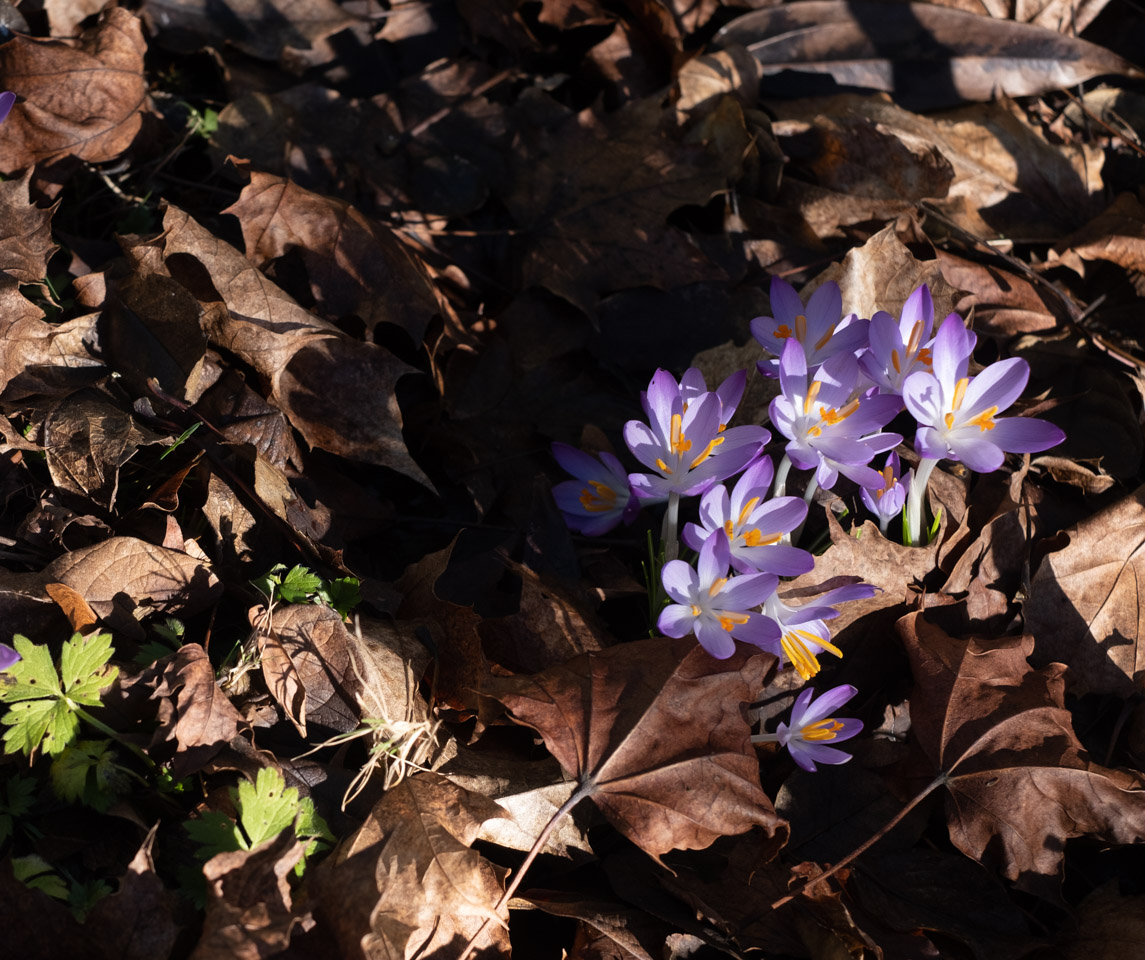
0,774,36,845
50,739,141,811
1,633,119,759
135,616,186,665
185,766,334,872
253,564,361,620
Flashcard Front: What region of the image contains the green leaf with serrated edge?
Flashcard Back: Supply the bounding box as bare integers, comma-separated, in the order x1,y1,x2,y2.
11,855,68,900
3,698,78,757
186,810,246,858
0,637,62,702
318,578,361,619
278,565,323,604
69,879,112,922
295,795,335,844
237,768,299,847
59,632,117,706
252,564,287,600
4,774,36,817
51,742,99,802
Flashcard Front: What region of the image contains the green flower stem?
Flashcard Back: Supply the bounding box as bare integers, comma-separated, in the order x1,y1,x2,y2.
662,491,681,562
772,453,793,498
71,703,155,772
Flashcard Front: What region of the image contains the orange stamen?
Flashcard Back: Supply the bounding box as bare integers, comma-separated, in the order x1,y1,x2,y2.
906,319,924,357
578,480,618,512
891,349,901,374
689,435,724,469
774,325,792,339
742,529,781,547
801,718,844,742
820,398,860,426
951,377,969,411
966,405,998,431
719,612,750,631
708,577,728,598
656,458,673,474
813,322,838,351
803,379,822,415
795,314,807,341
670,413,691,455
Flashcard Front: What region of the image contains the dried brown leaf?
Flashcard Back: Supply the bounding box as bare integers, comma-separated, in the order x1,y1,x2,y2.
253,603,360,735
486,637,786,860
1052,192,1145,276
1055,883,1145,959
145,204,431,487
0,9,150,170
0,170,57,281
1023,485,1145,697
503,95,734,316
192,827,309,960
314,772,509,960
43,392,166,510
141,0,357,62
150,643,245,778
717,1,1142,108
900,613,1145,896
0,292,103,401
43,581,98,633
224,171,443,343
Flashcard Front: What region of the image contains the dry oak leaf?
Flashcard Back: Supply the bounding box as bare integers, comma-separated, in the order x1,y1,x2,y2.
143,204,431,488
0,8,150,170
192,827,309,960
224,171,444,344
1022,485,1145,697
313,772,509,960
0,288,103,402
150,643,245,778
899,612,1145,897
486,637,786,860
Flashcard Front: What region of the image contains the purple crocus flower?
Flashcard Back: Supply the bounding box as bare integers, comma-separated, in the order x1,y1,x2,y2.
551,443,639,536
901,319,1065,473
753,684,863,772
681,458,813,576
625,370,767,500
0,92,14,126
658,533,780,659
752,277,869,378
859,285,964,397
0,643,19,672
859,451,910,533
677,368,748,427
759,580,875,680
770,340,902,490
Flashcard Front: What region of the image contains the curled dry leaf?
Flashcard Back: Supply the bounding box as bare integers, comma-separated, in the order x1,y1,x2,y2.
0,170,57,282
0,290,103,402
253,603,360,736
0,8,150,170
313,772,509,960
716,1,1143,108
1023,485,1145,697
150,643,245,778
224,167,447,344
1054,883,1145,959
486,637,786,860
140,204,432,488
899,612,1145,897
191,827,309,960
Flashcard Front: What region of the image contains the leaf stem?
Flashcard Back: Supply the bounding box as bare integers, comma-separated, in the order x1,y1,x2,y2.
458,779,594,960
769,772,945,911
71,704,156,771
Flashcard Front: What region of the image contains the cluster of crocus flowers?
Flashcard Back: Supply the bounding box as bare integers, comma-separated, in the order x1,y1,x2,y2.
550,275,1067,775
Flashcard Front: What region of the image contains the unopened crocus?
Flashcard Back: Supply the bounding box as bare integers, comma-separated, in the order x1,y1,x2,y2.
752,277,869,377
759,580,875,680
859,451,910,533
752,684,863,772
0,643,19,672
901,316,1065,543
770,340,902,492
551,443,639,536
0,92,14,126
625,369,767,501
682,458,813,576
677,368,748,427
658,533,780,659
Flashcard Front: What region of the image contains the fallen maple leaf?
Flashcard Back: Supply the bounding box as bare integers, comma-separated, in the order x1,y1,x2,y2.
486,637,786,860
899,612,1145,897
0,9,150,170
313,772,510,960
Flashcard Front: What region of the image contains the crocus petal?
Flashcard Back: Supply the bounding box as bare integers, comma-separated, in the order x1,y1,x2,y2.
731,614,782,648
931,316,971,395
778,338,808,397
658,604,698,638
947,434,1005,472
739,544,815,576
623,420,667,471
789,741,855,770
913,425,952,461
902,372,944,426
769,275,804,323
751,497,808,533
661,560,699,604
900,284,933,338
987,417,1066,453
805,281,843,338
0,92,14,127
816,319,869,362
719,572,779,609
552,442,607,480
697,532,729,587
695,618,737,659
680,368,708,398
960,357,1028,417
645,370,680,439
716,369,747,420
0,643,20,671
812,435,877,466
795,683,857,724
733,458,774,506
681,522,708,553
